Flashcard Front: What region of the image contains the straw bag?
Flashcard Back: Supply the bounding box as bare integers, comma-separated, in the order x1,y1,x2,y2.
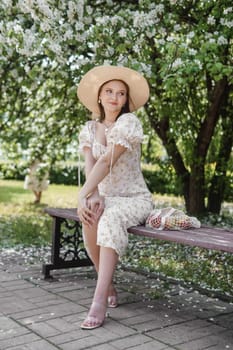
146,207,201,230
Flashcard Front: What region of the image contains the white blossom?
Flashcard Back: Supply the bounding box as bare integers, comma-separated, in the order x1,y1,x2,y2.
154,4,164,14
194,59,202,70
75,22,84,31
12,23,23,34
133,10,160,29
174,24,181,31
140,63,152,78
117,54,128,65
119,28,127,38
83,16,92,25
24,64,31,73
171,58,183,69
96,16,109,25
223,7,232,15
48,41,62,55
133,44,140,54
67,1,76,22
157,38,165,45
1,0,12,7
146,28,155,38
40,20,51,32
111,15,122,26
167,35,175,42
18,0,32,14
209,38,216,44
103,59,112,66
188,48,197,56
11,69,18,79
63,29,73,41
18,28,38,56
77,31,88,43
225,20,233,28
207,15,216,25
217,36,228,46
86,6,93,15
0,32,6,45
220,18,233,28
107,47,115,56
21,85,31,94
37,0,53,19
77,0,84,20
187,31,195,39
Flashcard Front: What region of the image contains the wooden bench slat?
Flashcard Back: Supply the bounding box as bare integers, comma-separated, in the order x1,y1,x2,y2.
45,208,79,221
43,207,233,278
45,207,233,253
128,226,233,253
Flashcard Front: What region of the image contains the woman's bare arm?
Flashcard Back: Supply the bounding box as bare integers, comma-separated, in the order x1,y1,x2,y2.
77,144,126,225
80,143,126,199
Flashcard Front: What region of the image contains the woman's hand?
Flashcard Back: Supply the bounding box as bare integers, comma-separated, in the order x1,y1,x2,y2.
77,194,97,227
86,191,105,220
77,190,105,226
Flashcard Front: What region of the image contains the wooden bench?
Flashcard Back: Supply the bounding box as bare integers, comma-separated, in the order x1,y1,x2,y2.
42,207,233,279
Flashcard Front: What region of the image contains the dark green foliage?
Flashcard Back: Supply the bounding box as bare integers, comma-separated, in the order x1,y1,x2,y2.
0,160,181,194
142,160,182,196
49,162,85,186
1,160,232,201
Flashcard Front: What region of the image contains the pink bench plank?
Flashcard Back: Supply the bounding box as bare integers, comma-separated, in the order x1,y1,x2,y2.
45,208,233,254
128,225,233,253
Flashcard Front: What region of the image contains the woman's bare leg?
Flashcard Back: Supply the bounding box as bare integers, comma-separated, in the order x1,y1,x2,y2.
93,246,118,304
82,223,100,271
81,246,118,328
83,224,117,301
33,191,41,203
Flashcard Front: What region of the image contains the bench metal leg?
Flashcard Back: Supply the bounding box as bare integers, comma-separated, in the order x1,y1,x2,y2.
42,216,92,278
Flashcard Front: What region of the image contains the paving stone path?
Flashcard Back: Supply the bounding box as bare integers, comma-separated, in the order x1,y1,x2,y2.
0,250,233,350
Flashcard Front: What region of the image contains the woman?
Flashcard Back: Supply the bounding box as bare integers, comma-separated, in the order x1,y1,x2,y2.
24,159,49,204
77,65,153,329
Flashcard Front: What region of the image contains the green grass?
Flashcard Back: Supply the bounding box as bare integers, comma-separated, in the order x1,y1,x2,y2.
0,179,233,298
0,179,78,247
0,179,186,247
0,179,78,213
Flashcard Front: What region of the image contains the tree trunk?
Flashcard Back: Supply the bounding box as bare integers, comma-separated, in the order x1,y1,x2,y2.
187,77,228,214
189,160,206,214
146,77,228,215
207,86,233,213
145,107,190,211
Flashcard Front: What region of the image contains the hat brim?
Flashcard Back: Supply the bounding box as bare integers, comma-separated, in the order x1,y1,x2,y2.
77,65,150,116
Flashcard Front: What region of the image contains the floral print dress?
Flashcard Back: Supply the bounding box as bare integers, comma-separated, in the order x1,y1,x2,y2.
79,113,153,257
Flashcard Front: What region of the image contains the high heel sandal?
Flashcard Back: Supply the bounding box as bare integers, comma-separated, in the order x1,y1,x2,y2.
108,294,118,308
81,315,104,330
81,302,106,330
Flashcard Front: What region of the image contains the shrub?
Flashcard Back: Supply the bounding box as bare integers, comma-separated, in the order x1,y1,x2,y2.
0,161,27,180
0,160,232,200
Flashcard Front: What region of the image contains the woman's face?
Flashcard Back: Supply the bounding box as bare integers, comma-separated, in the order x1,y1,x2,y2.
99,80,128,116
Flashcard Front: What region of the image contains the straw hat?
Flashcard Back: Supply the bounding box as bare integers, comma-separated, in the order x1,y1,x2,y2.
77,65,150,115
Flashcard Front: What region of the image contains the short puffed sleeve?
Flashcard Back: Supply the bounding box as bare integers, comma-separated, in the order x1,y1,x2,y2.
108,113,143,150
78,121,94,154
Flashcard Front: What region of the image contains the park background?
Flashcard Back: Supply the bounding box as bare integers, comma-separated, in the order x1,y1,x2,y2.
0,1,232,299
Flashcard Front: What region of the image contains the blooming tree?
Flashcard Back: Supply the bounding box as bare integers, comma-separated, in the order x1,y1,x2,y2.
0,0,232,214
